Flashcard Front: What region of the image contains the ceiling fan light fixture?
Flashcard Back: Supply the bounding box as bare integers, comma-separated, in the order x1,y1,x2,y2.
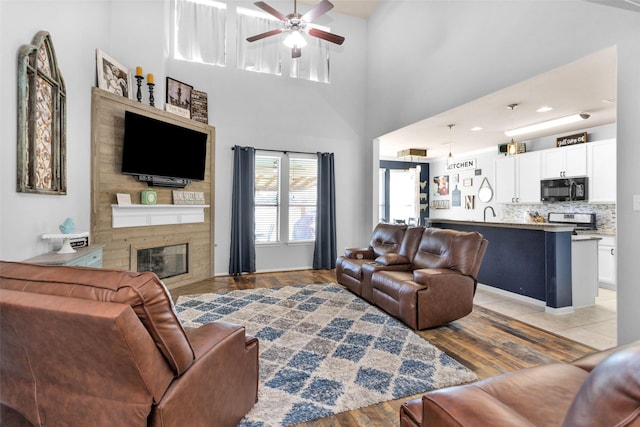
505,113,590,137
283,30,307,48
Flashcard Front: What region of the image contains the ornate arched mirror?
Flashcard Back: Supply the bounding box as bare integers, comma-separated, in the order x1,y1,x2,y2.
17,31,67,194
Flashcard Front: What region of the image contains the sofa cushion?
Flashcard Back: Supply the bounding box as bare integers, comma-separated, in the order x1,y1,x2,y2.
340,258,366,279
562,342,640,427
370,223,407,257
0,261,194,375
412,228,484,276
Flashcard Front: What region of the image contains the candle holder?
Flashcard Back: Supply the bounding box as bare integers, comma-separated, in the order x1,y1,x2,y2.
147,83,155,107
135,75,143,102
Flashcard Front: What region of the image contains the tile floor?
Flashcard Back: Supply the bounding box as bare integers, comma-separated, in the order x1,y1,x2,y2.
474,286,617,350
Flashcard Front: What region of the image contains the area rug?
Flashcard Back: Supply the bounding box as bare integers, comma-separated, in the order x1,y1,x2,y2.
175,283,477,426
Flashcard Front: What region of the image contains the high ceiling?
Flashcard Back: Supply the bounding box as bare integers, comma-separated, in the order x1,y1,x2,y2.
378,46,617,160
299,0,381,19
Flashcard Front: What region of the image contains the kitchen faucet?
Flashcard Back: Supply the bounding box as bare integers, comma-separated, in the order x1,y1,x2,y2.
484,206,496,222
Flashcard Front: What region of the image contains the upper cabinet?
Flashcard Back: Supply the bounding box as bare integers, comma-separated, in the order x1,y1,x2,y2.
541,144,587,179
495,151,541,203
587,139,616,203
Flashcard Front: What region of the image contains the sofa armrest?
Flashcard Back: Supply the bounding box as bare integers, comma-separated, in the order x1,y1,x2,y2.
344,248,375,260
413,268,473,288
570,340,640,372
149,322,258,427
420,364,588,427
375,253,410,266
412,269,475,329
420,385,537,427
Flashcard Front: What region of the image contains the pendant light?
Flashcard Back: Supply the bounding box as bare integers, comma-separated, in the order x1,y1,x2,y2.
506,104,519,156
447,124,455,165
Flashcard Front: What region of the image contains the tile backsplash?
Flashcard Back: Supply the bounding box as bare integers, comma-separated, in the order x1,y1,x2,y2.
501,203,616,234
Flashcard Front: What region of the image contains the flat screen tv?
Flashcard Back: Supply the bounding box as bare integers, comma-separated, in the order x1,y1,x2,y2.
122,111,207,186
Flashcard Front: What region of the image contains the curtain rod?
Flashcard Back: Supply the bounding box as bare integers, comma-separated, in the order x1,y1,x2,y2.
231,146,317,156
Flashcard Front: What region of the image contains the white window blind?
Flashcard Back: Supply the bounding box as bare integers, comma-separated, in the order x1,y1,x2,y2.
288,156,317,241
255,153,317,244
174,0,226,66
237,7,282,75
255,155,281,243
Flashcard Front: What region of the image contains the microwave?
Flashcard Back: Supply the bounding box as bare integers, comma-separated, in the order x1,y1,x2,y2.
540,177,588,202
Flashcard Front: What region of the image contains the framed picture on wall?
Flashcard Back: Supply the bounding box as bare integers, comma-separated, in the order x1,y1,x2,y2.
166,77,192,118
96,49,132,99
433,175,449,196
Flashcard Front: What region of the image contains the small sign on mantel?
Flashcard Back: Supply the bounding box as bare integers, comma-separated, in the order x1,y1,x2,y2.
173,190,205,205
556,132,587,147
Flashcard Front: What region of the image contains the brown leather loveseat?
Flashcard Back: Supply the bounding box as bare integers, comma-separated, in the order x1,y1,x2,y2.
0,261,259,427
336,224,488,329
400,340,640,426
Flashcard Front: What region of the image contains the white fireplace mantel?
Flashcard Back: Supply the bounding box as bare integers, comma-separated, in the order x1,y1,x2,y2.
111,204,209,228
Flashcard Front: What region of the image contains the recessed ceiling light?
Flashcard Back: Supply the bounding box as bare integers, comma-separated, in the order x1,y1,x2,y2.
536,106,553,113
602,98,616,104
470,126,482,131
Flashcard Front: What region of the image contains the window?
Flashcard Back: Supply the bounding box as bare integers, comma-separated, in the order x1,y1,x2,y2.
389,168,418,224
174,0,226,66
237,7,282,75
255,155,280,243
288,157,317,241
379,161,428,225
255,153,317,243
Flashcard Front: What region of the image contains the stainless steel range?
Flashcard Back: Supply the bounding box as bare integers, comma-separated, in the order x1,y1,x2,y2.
547,212,597,232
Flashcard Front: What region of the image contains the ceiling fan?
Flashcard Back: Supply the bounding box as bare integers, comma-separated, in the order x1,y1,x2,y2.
246,0,345,58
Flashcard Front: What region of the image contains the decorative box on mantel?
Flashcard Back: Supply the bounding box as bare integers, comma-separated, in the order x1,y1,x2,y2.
111,204,209,228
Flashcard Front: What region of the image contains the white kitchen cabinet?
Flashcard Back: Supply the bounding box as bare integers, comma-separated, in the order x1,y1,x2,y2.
495,151,541,203
541,144,587,178
597,235,617,290
587,139,616,203
571,237,599,308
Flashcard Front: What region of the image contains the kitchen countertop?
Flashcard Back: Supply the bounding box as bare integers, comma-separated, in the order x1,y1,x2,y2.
427,219,575,232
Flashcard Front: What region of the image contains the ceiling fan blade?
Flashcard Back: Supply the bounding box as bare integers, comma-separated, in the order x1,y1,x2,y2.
292,46,302,58
253,1,288,21
246,28,284,42
301,0,334,23
308,27,345,45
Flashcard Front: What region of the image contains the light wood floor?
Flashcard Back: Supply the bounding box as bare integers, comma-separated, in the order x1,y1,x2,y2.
171,269,596,427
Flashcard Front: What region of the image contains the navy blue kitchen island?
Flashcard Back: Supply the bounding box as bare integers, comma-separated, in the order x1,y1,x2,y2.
427,219,575,313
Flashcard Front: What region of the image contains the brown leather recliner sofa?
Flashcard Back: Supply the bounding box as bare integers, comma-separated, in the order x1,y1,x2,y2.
400,340,640,427
0,261,259,427
336,223,488,329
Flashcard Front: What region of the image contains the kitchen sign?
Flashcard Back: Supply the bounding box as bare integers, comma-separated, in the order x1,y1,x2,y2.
446,158,476,172
556,132,587,147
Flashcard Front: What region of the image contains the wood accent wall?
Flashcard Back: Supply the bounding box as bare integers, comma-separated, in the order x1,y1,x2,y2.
90,88,215,289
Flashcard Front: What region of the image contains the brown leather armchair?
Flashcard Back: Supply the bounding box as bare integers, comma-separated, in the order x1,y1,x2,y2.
400,341,640,427
336,223,424,302
0,261,258,427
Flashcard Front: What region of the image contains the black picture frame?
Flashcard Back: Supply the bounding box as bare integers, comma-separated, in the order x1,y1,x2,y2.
165,77,193,118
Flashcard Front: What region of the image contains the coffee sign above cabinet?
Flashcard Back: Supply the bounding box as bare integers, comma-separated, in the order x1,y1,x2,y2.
556,132,587,147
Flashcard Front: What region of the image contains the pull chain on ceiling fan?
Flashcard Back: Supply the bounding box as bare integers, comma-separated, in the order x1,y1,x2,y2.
246,0,345,58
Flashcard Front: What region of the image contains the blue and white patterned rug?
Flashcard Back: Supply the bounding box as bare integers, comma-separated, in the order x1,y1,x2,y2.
175,283,477,426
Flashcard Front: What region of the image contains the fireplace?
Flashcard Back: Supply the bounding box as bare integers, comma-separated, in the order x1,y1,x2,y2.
133,242,188,280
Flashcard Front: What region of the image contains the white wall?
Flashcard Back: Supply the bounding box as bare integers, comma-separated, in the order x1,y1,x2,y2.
0,1,368,276
1,1,110,259
365,0,640,344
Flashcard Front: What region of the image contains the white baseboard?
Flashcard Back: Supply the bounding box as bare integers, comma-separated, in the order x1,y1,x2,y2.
477,283,575,315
